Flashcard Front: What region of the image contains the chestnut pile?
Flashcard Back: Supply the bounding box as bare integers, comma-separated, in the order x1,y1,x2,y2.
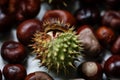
0,0,120,80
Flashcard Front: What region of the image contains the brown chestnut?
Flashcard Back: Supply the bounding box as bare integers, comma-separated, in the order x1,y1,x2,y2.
42,10,76,26
102,11,120,31
25,71,54,80
17,19,43,46
15,0,41,22
77,61,103,80
105,0,120,10
0,8,15,34
95,26,116,48
3,64,27,80
104,55,120,79
111,36,120,55
74,6,100,26
77,25,102,58
1,40,27,63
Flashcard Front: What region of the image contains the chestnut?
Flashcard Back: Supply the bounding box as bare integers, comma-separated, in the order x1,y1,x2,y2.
77,61,103,80
77,25,102,58
17,19,43,46
3,64,27,80
15,0,41,22
0,8,15,34
0,0,8,7
25,71,54,80
104,55,120,79
1,40,27,63
111,36,120,55
105,0,120,10
42,10,76,26
74,6,100,26
102,11,120,31
95,26,116,48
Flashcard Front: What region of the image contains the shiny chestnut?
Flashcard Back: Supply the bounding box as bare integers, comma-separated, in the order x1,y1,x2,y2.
42,10,76,26
25,71,53,80
77,61,103,80
3,64,27,80
1,40,27,63
104,55,120,79
17,19,43,46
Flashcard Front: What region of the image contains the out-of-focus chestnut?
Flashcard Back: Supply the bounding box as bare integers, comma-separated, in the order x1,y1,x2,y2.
25,71,54,80
0,8,15,34
17,19,43,46
102,11,120,31
95,26,116,48
77,61,103,80
104,55,120,79
74,6,100,26
111,36,120,55
42,10,76,26
3,64,27,80
1,41,27,63
0,0,8,7
77,25,102,58
15,0,41,22
105,0,120,10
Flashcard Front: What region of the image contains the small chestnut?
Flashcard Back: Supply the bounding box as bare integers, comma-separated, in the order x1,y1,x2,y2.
1,40,27,63
77,61,103,80
17,19,43,46
104,55,120,79
95,26,116,48
111,36,120,55
42,10,76,26
3,64,27,80
25,71,54,80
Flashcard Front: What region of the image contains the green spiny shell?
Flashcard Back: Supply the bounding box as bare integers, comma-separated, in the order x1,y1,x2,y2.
31,29,83,74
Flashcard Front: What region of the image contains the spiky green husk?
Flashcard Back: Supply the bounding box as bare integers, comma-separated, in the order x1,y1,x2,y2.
31,29,83,74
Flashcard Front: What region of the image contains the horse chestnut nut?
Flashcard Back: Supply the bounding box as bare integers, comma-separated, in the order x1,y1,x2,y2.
104,55,120,79
3,64,27,80
1,40,27,63
77,61,103,80
102,11,120,31
17,19,43,46
95,26,116,48
25,71,53,80
77,25,102,58
74,6,100,26
42,10,76,26
111,36,120,55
